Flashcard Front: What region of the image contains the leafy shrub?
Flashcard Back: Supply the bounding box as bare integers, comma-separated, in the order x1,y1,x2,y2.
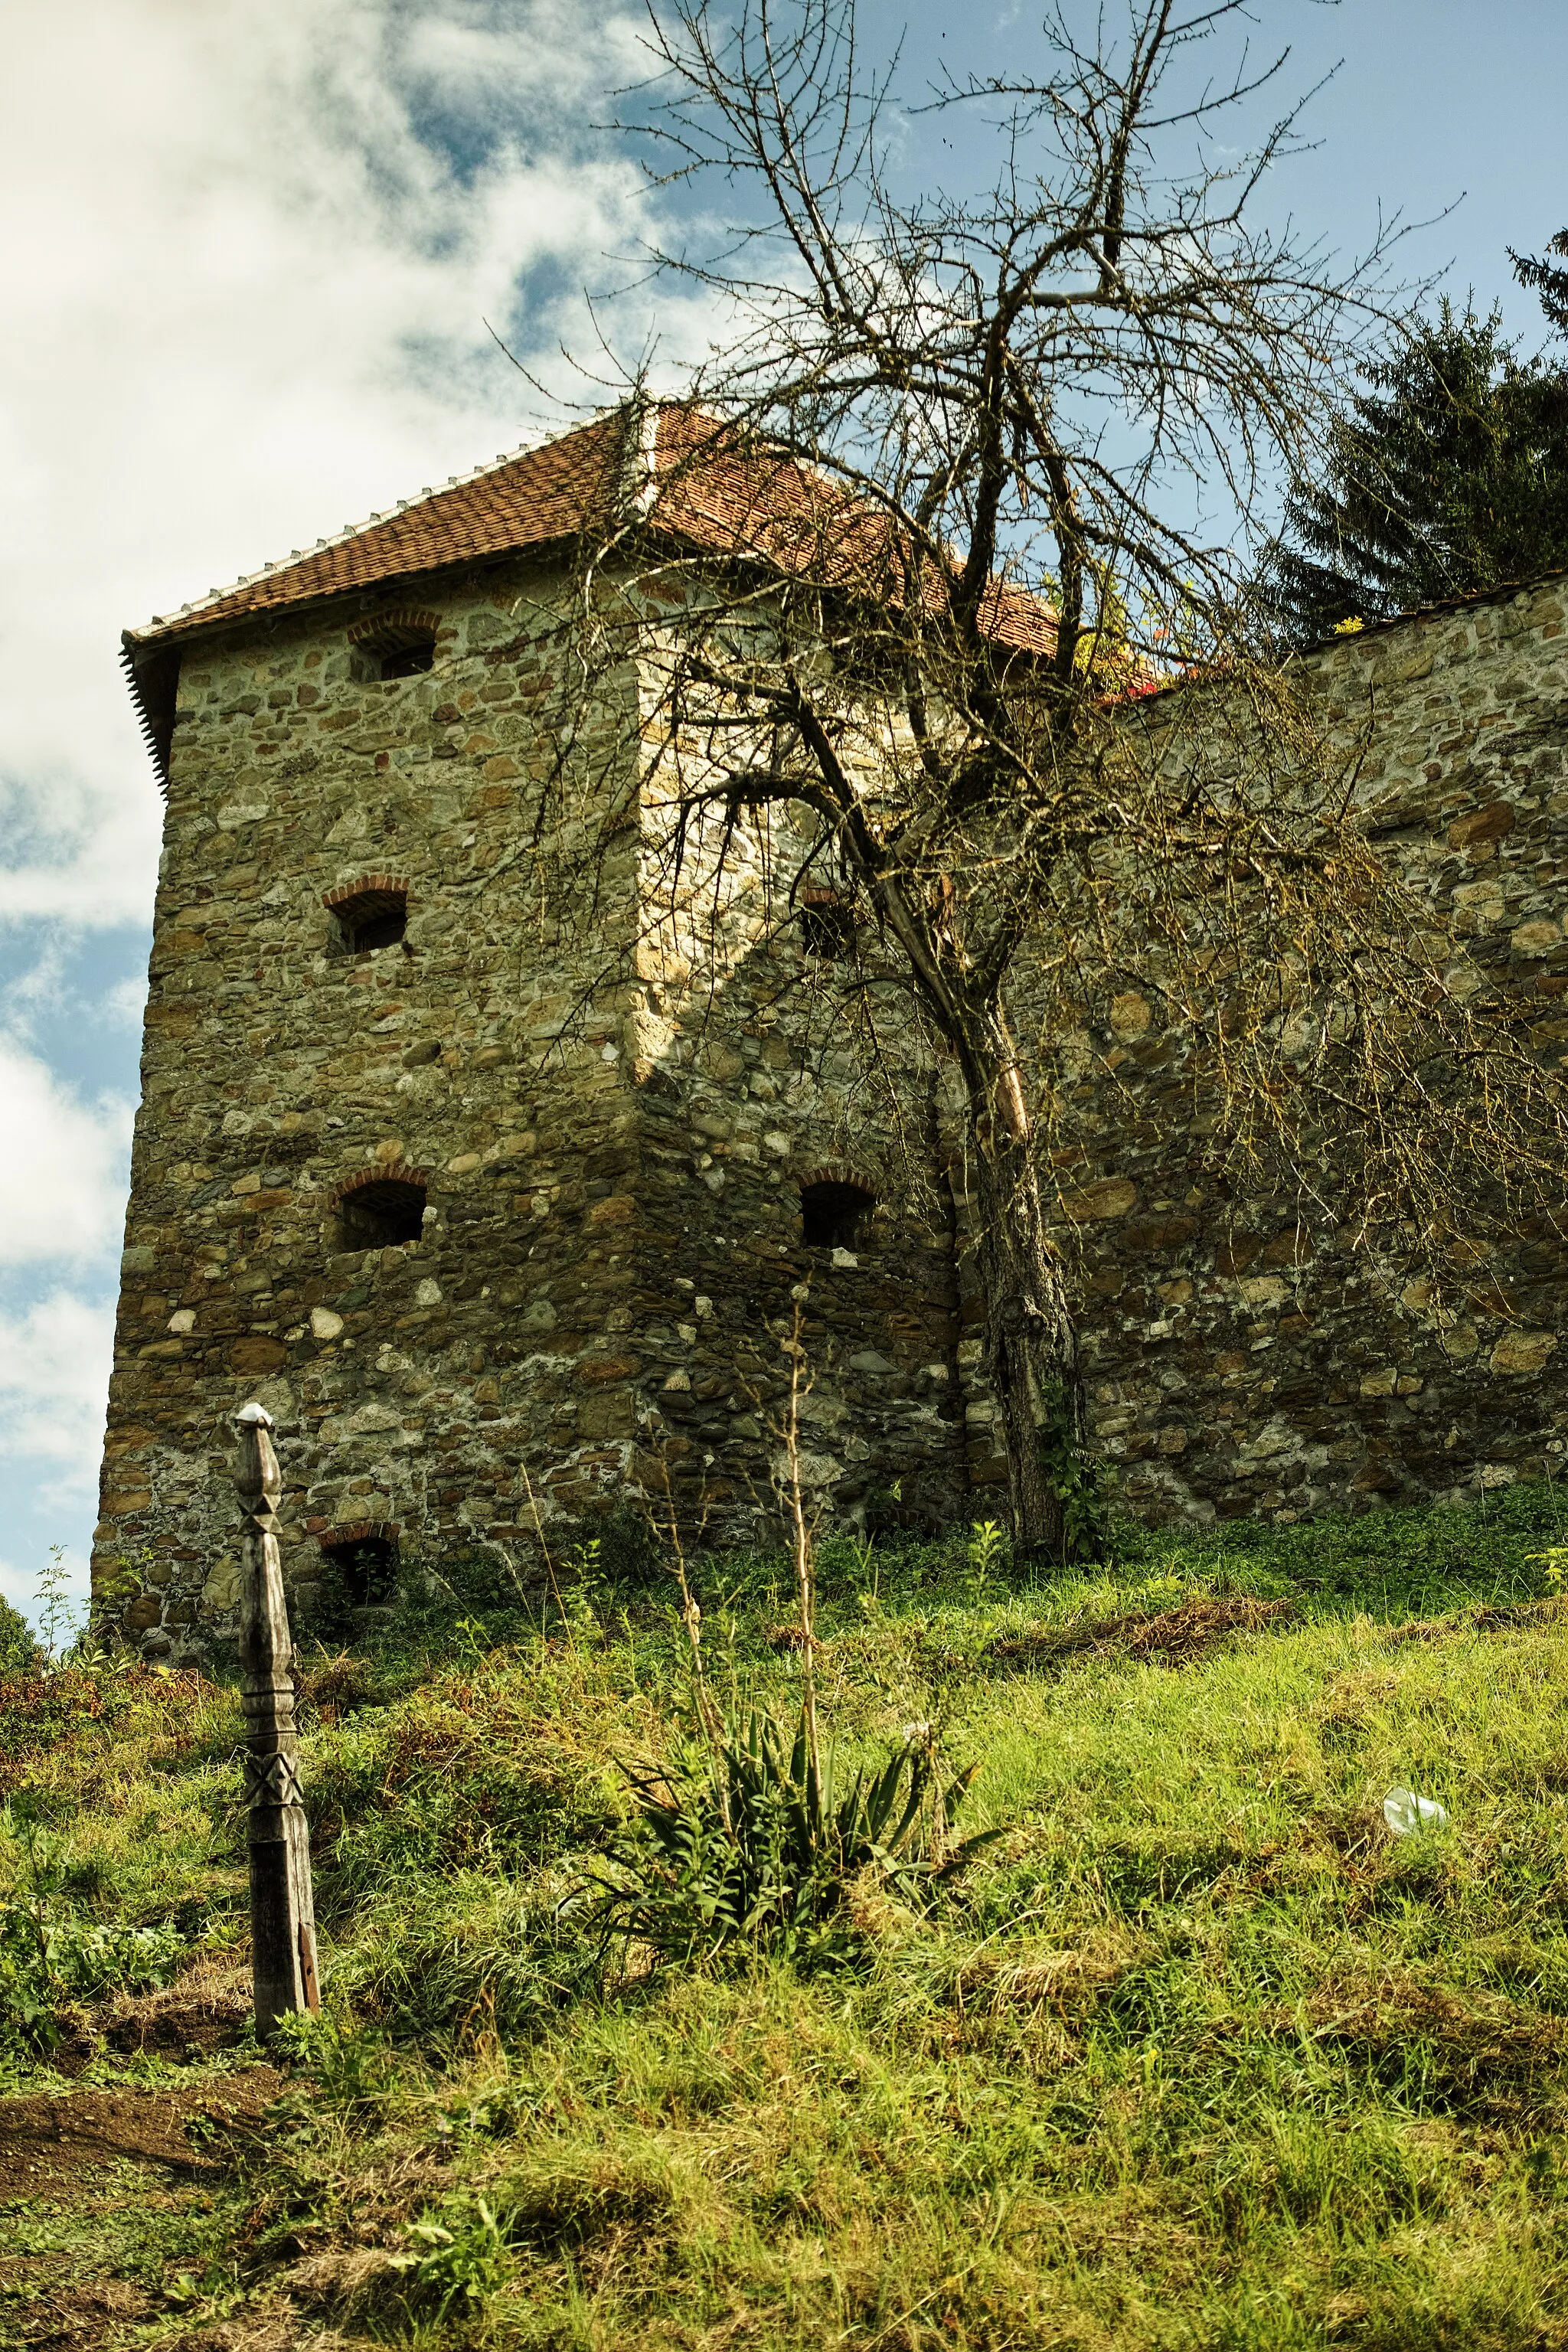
0,1599,40,1678
583,1708,1000,1969
270,2008,400,2111
0,1898,186,2054
1037,1380,1109,1563
395,2196,510,2318
431,1553,539,1615
556,1508,664,1588
0,1808,190,2053
296,1547,362,1647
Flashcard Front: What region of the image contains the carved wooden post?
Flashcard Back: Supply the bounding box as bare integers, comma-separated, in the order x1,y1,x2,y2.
235,1402,320,2036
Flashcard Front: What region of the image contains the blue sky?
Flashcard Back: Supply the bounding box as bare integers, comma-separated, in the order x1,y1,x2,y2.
2,0,1564,1632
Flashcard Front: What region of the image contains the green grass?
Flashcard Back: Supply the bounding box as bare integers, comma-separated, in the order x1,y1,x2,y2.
7,1482,1568,2347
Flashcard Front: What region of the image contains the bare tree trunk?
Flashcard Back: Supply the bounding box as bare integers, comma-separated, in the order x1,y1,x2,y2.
867,865,1083,1557
955,1014,1080,1560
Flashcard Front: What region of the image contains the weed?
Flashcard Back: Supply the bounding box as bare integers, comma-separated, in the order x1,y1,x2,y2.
396,2194,511,2317
34,1544,81,1662
0,1810,187,2056
582,1707,1000,1968
1036,1377,1110,1563
271,2007,400,2111
965,1519,1011,1590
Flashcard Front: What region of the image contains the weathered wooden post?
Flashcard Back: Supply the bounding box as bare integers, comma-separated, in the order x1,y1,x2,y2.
234,1401,320,2036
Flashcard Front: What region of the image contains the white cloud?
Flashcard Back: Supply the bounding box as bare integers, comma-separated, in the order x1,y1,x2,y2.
104,976,150,1031
0,1040,132,1266
0,1287,115,1629
0,1291,114,1484
0,0,698,931
0,2,723,1605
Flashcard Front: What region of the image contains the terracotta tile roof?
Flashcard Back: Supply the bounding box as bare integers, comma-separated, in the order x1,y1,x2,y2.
121,400,1057,775
125,407,628,648
126,401,1055,652
648,406,1060,661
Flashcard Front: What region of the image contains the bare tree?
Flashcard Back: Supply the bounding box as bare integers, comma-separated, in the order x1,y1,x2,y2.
530,0,1568,1553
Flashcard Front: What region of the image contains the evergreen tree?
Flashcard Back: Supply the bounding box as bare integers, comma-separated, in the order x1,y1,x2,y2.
1511,229,1568,338
1269,302,1568,642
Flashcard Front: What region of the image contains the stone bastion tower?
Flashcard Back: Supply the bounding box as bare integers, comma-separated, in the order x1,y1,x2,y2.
101,406,976,1656
101,398,1568,1658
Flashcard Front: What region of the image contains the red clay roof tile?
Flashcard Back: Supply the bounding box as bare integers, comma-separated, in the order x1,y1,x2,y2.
126,407,627,647
125,400,1054,656
121,402,1058,775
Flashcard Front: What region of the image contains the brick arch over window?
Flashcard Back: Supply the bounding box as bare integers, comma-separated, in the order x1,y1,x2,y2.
796,1164,877,1250
323,873,409,953
330,1163,433,1207
324,873,409,912
347,606,439,648
332,1164,432,1248
348,606,441,678
796,885,857,958
309,1519,400,1607
796,1161,875,1197
305,1517,400,1549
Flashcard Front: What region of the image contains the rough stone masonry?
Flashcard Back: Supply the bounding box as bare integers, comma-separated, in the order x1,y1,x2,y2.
99,407,1568,1656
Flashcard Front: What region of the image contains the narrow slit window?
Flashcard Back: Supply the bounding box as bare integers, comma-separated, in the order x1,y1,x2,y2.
800,1179,874,1250
329,887,407,954
339,1176,426,1249
320,1534,397,1606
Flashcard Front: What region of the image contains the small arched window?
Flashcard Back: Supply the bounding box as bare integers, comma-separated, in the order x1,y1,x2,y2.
798,888,856,959
348,607,439,682
326,882,407,954
338,1174,427,1250
799,1178,874,1250
319,1528,398,1606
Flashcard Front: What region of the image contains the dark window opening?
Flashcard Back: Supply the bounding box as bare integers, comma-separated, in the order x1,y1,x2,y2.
329,887,407,954
799,896,856,958
321,1534,397,1607
800,1179,874,1250
340,1177,426,1249
380,638,435,679
349,616,439,682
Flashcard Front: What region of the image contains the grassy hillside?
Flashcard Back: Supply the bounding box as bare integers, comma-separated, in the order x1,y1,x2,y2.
6,1487,1568,2348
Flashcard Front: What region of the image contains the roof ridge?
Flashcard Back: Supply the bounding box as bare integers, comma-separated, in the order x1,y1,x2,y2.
132,405,629,639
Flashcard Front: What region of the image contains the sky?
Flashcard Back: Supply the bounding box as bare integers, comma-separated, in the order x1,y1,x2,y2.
3,0,1566,1634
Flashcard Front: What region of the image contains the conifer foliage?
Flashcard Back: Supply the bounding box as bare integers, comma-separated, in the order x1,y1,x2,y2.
1269,302,1568,642
1511,228,1568,340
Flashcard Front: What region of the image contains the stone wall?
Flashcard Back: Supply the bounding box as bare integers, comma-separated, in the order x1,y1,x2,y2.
619,793,966,1537
96,563,649,1652
99,557,1568,1652
1040,576,1568,1523
95,562,966,1656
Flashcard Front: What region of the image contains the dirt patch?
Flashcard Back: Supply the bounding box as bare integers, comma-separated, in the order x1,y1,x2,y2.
7,2287,318,2352
0,2068,280,2200
990,1594,1298,1674
49,1956,255,2076
101,1957,253,2060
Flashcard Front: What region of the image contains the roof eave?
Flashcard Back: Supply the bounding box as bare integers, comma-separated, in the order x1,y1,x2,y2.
119,537,593,790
